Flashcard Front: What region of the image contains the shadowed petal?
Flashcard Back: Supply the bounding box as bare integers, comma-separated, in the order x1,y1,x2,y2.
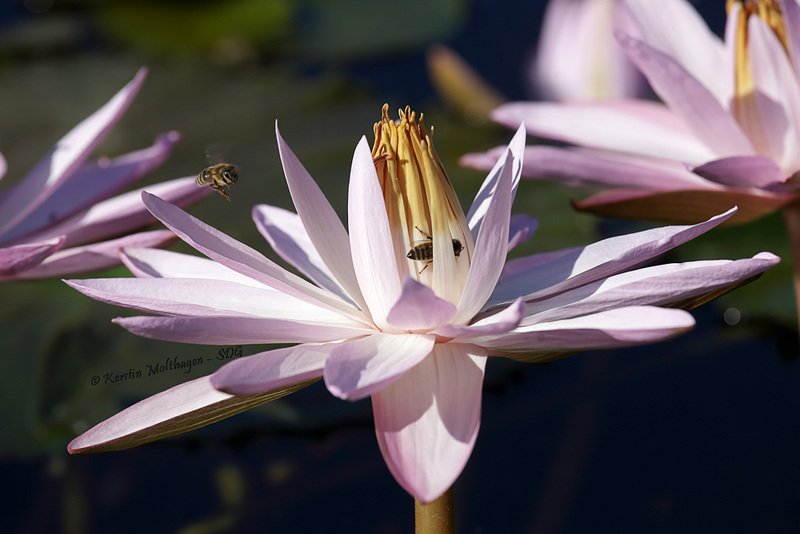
781,0,800,75
386,277,457,331
0,236,65,279
324,333,435,401
68,375,318,454
0,132,180,245
507,213,538,251
372,343,486,503
482,306,694,356
435,298,524,340
113,315,369,345
211,344,331,395
26,177,210,248
574,187,794,225
18,231,173,280
457,140,516,323
253,204,349,302
692,156,786,188
0,69,147,235
466,124,525,236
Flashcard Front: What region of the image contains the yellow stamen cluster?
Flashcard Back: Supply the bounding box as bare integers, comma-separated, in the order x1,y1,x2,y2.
728,0,788,50
729,0,789,102
727,0,791,158
371,105,472,301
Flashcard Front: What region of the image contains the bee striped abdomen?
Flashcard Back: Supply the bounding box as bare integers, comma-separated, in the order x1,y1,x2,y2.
407,238,463,262
407,242,434,261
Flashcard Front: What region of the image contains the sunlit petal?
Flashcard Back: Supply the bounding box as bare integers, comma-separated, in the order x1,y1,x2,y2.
324,333,435,401
372,343,486,503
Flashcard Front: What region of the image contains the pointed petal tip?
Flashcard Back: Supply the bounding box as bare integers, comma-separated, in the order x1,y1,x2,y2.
753,251,781,264
67,435,91,455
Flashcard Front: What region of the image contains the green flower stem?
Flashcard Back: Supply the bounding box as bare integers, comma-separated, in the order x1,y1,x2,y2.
415,488,454,534
782,203,800,335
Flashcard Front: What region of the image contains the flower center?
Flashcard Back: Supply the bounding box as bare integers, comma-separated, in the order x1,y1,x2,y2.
371,105,473,303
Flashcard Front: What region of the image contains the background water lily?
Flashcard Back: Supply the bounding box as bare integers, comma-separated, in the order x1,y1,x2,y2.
0,68,210,281
463,0,800,331
533,0,647,100
463,0,800,226
65,108,778,506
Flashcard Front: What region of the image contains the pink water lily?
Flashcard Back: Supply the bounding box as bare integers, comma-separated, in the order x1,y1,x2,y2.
533,0,647,100
66,107,778,504
0,68,210,281
462,0,800,225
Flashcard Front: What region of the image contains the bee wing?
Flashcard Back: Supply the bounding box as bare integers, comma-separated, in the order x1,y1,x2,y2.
204,141,234,165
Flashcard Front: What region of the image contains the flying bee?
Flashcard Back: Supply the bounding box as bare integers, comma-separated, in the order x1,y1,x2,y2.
196,163,238,201
407,226,464,273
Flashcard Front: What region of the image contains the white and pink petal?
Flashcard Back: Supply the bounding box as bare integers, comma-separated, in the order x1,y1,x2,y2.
347,138,402,330
386,277,457,331
435,298,524,340
64,276,365,324
487,208,737,307
466,124,526,237
0,69,147,236
252,204,349,301
620,0,726,98
141,192,365,322
324,333,435,401
17,230,172,280
456,137,516,323
25,177,209,248
0,132,180,246
68,375,316,454
492,101,716,163
482,306,694,357
745,15,800,170
211,343,331,395
276,126,367,310
372,343,486,503
0,236,65,280
516,252,780,324
113,315,368,345
120,247,263,286
616,31,755,158
692,156,787,189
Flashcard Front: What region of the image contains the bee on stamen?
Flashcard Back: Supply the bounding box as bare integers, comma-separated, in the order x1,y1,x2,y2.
406,226,464,273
